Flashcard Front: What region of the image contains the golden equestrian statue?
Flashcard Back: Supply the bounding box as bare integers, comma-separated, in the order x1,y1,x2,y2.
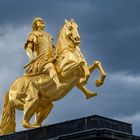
0,17,106,135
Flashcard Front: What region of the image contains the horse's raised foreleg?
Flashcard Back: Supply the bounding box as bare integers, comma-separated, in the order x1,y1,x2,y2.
34,101,54,126
77,84,97,99
89,61,106,87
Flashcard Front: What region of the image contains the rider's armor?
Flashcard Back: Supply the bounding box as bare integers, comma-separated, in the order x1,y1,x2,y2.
25,30,54,60
24,30,64,89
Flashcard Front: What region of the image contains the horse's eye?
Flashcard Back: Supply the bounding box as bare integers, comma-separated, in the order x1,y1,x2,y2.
68,26,73,31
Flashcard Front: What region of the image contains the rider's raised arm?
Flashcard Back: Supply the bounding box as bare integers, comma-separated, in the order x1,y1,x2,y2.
24,34,37,61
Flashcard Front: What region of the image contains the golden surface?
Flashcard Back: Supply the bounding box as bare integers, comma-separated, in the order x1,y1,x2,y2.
0,18,106,135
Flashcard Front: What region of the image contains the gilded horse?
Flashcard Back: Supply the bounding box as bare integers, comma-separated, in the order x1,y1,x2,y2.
0,19,106,135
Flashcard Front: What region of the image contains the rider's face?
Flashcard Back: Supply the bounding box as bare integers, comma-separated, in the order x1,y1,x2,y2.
37,20,45,31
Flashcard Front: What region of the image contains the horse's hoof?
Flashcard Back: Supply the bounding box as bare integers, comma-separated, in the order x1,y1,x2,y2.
22,121,32,129
95,79,103,87
86,92,98,99
22,121,41,129
33,122,42,128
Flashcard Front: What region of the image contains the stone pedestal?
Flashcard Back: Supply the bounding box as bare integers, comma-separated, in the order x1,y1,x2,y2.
0,115,140,140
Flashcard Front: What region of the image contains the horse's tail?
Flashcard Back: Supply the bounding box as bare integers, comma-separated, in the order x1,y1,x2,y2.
0,92,16,135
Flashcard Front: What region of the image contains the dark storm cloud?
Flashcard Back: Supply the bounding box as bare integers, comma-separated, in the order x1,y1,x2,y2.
0,0,138,74
0,0,89,25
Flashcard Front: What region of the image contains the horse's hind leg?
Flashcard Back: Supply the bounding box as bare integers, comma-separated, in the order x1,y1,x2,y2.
22,97,39,128
22,83,40,128
34,101,54,127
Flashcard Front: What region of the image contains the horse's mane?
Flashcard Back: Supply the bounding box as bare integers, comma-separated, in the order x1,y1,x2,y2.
58,24,65,38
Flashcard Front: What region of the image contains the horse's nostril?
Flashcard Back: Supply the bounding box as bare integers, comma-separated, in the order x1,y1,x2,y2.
74,37,80,41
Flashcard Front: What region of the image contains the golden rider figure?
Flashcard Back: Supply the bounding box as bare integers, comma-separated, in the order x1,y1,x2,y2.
24,17,65,89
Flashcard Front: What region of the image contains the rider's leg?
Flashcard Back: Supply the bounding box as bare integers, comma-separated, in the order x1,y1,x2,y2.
34,101,54,126
46,63,66,89
22,83,40,128
77,84,97,99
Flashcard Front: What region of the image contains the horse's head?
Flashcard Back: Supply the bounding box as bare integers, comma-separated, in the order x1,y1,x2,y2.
64,18,80,45
56,19,81,55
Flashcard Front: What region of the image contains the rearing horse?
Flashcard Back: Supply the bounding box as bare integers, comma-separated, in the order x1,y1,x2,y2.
0,19,106,135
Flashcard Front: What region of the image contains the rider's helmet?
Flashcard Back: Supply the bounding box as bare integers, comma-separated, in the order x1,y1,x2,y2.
32,17,45,31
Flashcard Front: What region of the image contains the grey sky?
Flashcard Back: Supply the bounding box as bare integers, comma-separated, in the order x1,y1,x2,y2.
0,0,140,135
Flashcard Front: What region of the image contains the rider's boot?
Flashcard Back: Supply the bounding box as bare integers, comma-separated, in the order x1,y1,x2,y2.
49,64,66,89
52,74,67,89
